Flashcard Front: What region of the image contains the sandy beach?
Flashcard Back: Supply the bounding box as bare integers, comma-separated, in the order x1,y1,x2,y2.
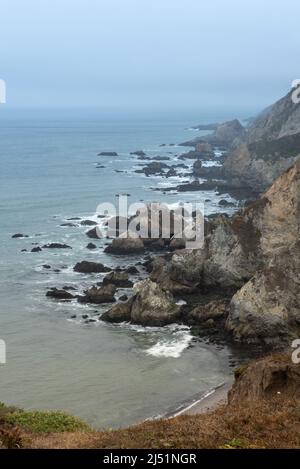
168,381,233,419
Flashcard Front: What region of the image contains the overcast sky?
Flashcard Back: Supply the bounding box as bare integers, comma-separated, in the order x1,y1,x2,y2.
0,0,299,112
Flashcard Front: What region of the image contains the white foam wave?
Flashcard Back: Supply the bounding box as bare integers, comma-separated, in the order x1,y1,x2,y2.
145,331,192,358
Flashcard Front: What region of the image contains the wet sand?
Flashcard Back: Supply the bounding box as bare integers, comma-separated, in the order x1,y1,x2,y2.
169,381,232,418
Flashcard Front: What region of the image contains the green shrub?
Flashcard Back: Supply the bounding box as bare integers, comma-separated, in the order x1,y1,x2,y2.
5,410,90,433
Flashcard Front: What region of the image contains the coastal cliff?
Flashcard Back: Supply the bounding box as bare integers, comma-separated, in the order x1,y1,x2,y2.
223,90,300,192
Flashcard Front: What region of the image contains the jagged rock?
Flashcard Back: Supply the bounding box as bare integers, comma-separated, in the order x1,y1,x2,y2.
73,261,111,273
101,297,134,323
223,90,300,193
78,284,116,304
130,279,182,326
102,271,133,288
226,241,300,345
150,252,204,294
104,237,144,255
135,161,169,176
185,300,230,325
46,288,74,300
42,243,72,249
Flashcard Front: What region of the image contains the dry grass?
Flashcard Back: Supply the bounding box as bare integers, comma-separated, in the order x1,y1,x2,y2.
26,396,300,449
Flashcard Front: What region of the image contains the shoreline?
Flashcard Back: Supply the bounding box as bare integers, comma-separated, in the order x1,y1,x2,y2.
158,381,233,421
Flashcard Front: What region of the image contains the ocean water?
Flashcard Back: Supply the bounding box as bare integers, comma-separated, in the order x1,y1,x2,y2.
0,108,241,429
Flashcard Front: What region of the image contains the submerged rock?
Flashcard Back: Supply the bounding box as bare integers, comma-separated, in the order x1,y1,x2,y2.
98,151,118,156
80,220,97,226
12,233,29,239
42,243,72,249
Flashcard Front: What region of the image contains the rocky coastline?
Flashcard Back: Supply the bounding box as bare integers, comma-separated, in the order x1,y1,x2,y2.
12,88,300,354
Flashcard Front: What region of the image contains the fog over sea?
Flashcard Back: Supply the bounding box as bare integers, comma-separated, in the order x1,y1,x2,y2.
0,108,248,428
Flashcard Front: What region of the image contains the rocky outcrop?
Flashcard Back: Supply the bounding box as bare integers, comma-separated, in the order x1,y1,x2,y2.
101,297,134,323
223,137,300,193
246,89,300,143
228,353,300,403
102,271,133,288
181,120,245,149
104,237,145,255
226,242,300,344
150,162,300,344
135,161,169,176
46,288,75,300
78,284,116,304
223,90,300,193
101,279,182,326
73,261,111,273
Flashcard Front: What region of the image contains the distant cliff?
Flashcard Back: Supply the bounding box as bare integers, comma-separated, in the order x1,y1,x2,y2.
223,89,300,192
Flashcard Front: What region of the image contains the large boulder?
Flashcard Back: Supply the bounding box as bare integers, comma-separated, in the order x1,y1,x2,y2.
73,261,111,274
101,297,134,323
46,288,75,300
78,284,116,304
102,271,133,288
130,279,182,326
104,237,145,255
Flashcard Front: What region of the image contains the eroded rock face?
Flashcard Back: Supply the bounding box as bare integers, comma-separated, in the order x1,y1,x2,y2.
226,242,300,344
130,279,182,326
223,90,300,193
150,251,205,294
149,162,300,344
101,279,181,326
228,353,300,403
